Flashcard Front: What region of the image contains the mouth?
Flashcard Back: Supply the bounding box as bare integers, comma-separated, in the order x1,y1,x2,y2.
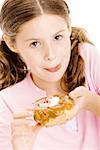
44,64,61,73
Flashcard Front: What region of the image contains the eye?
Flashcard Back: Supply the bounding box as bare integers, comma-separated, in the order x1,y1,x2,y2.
54,35,63,40
31,41,40,48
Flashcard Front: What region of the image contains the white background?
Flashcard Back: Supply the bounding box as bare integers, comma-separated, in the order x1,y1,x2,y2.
0,0,100,50
66,0,100,50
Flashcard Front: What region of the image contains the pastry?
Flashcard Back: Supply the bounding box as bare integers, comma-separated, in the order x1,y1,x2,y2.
33,95,74,126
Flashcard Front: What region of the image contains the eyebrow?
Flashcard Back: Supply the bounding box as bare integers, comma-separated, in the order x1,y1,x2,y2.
25,29,66,42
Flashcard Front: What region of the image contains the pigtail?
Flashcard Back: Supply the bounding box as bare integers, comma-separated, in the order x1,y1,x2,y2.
0,40,28,90
64,27,93,92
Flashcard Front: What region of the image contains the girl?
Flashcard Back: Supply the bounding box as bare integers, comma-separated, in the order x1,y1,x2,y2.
0,0,100,149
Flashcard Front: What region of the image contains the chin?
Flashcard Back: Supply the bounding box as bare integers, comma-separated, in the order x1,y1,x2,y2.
45,72,65,82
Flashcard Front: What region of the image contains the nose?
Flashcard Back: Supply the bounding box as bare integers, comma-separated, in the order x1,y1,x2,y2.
44,43,56,61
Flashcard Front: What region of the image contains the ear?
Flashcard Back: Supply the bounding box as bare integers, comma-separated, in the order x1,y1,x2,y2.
3,34,18,53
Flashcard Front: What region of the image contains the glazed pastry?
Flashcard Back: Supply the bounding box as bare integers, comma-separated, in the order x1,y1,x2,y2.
33,95,74,126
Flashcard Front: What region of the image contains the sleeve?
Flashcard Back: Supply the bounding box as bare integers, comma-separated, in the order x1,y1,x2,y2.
0,95,13,150
89,45,100,94
79,43,100,148
79,43,100,94
94,54,100,94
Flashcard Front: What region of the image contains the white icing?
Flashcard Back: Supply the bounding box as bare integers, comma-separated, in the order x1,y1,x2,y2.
38,96,60,109
48,96,60,107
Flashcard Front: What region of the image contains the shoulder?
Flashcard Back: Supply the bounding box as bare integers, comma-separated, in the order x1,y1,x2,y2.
0,74,29,96
0,73,34,112
78,42,99,61
78,42,100,71
78,42,100,93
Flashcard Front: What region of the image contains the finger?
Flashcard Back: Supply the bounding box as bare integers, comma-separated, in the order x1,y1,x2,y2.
64,95,73,102
25,108,34,111
11,119,31,127
65,98,84,120
13,111,33,119
31,123,42,133
69,86,87,97
67,97,85,117
69,89,82,100
32,97,47,105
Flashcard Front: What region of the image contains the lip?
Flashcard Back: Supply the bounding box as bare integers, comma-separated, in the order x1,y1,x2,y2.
44,64,61,72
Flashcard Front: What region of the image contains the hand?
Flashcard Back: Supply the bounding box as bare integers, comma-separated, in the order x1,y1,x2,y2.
11,110,42,150
66,86,99,120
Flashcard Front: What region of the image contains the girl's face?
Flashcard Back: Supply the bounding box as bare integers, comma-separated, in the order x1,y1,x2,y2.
15,14,71,83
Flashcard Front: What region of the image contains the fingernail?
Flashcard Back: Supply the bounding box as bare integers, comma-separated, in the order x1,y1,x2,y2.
37,122,41,126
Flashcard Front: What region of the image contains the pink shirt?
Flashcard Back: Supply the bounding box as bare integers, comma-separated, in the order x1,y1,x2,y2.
0,43,100,150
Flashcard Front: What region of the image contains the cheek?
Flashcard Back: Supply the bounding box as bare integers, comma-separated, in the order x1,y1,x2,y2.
62,51,71,67
61,44,71,67
18,51,37,69
26,56,39,68
62,42,71,59
61,37,71,53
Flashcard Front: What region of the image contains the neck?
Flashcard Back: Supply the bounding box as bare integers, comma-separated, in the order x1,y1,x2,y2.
31,74,67,97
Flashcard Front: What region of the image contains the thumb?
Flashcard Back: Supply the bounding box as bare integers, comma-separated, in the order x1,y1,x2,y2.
31,123,42,134
66,98,85,120
71,97,85,114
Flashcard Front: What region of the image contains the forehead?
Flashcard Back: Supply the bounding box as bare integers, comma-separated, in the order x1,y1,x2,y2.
18,14,68,38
